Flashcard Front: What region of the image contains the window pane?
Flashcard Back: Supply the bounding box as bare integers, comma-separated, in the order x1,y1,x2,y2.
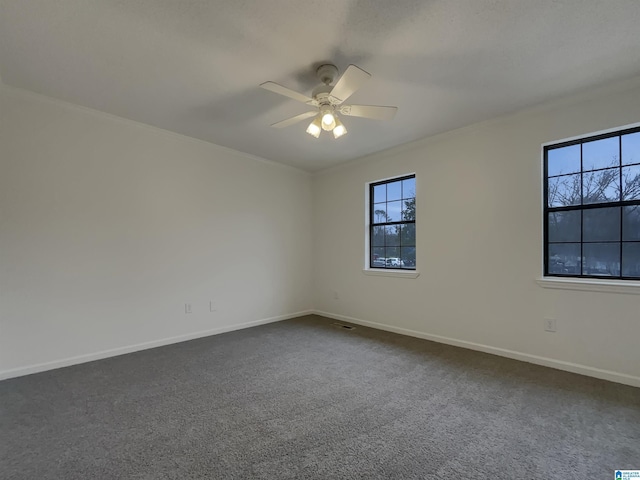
583,207,620,242
370,175,416,270
400,223,416,246
373,184,386,203
582,168,619,204
583,243,620,276
372,247,385,267
544,131,640,279
547,145,580,177
548,174,581,207
402,177,416,198
623,206,640,241
548,243,581,274
385,247,400,259
387,181,402,201
402,197,416,221
582,136,619,171
622,165,640,201
401,247,416,268
385,225,399,246
386,200,403,221
548,211,580,242
622,132,640,166
373,206,389,223
622,243,640,277
372,226,385,246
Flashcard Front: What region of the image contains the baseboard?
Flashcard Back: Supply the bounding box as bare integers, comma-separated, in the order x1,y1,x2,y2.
0,310,314,381
6,308,638,388
313,310,640,388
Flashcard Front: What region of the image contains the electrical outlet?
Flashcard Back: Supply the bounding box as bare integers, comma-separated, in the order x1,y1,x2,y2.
210,301,217,312
544,318,556,332
185,303,192,314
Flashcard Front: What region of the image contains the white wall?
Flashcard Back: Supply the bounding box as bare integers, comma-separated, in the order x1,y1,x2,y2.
3,76,640,386
313,78,640,386
0,86,313,378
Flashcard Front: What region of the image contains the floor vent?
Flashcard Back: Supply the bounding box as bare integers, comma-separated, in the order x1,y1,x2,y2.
332,322,356,330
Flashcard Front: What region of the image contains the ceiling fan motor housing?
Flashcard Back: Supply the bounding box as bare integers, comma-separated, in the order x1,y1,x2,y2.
316,64,339,85
311,85,333,104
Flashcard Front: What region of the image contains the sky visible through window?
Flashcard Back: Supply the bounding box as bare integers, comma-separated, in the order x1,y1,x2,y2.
548,131,640,177
545,128,640,279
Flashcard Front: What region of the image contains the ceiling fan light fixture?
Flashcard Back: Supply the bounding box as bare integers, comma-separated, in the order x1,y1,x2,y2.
320,105,336,131
322,116,336,131
306,116,322,138
333,117,347,139
322,112,334,126
261,63,397,140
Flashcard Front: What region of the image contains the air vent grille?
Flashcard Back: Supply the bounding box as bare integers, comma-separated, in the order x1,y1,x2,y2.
331,322,356,330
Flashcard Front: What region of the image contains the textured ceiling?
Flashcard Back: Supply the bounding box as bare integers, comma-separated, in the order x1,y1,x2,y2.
1,1,640,172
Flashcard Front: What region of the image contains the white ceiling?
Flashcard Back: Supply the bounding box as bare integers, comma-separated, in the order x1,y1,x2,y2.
1,1,640,172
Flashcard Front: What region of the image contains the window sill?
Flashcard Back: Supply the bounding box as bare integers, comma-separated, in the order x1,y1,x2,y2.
363,269,420,279
536,277,640,295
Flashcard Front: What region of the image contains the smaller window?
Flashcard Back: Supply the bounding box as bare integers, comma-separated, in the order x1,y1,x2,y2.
370,175,416,269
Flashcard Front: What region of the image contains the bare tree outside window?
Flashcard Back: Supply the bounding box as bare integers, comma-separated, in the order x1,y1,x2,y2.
545,127,640,279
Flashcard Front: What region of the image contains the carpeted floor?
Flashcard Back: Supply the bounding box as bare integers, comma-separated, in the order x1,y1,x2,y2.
1,314,639,479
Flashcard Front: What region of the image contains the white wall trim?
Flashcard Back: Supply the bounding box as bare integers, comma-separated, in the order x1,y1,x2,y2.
4,308,639,388
362,269,420,279
313,310,640,388
0,310,313,381
536,277,640,295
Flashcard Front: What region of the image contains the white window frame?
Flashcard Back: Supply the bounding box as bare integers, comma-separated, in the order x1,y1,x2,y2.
538,121,640,294
363,173,419,279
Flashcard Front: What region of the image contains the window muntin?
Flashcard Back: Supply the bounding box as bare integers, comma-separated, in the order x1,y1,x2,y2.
370,175,416,269
544,126,640,279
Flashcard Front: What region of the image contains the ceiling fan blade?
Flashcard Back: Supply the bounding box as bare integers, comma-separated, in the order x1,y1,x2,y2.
270,111,318,128
329,65,371,103
339,104,398,120
260,81,314,104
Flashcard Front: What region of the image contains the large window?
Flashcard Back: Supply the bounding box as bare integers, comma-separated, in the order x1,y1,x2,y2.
370,175,416,269
544,126,640,279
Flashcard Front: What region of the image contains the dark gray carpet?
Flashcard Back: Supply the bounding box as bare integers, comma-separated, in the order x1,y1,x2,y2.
1,314,638,479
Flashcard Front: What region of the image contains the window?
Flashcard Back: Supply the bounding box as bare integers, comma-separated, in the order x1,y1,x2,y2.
369,175,416,269
544,126,640,279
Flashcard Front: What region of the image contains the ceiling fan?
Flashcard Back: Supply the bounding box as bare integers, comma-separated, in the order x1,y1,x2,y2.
260,64,397,139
